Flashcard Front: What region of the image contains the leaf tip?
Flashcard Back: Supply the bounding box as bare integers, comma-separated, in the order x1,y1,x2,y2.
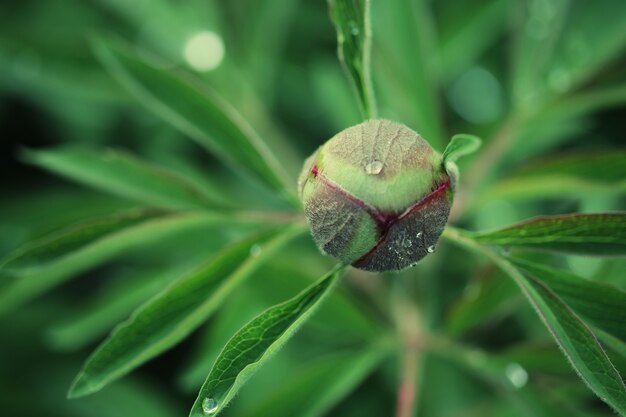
67,373,97,399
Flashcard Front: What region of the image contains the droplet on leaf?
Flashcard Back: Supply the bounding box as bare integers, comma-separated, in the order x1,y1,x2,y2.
202,397,218,414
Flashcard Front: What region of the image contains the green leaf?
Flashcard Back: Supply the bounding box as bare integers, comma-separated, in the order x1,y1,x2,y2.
508,257,626,343
327,0,377,119
442,134,482,165
178,257,381,392
444,228,626,414
23,147,223,210
471,213,626,256
238,342,391,417
0,211,239,316
189,265,347,417
92,37,294,202
504,261,626,415
68,225,304,398
0,208,160,271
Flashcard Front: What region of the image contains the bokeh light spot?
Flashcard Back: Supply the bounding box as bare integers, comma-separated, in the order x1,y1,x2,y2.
183,31,224,72
448,66,504,125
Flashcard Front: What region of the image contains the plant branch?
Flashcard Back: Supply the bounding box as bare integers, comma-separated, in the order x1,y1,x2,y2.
392,276,423,417
450,114,523,221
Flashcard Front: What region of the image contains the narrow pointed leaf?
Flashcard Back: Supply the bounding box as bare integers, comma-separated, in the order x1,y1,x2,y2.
444,228,626,414
189,265,346,417
92,37,293,200
442,134,482,164
471,213,626,256
442,134,481,185
328,0,377,118
0,211,239,316
68,225,304,398
23,147,224,210
503,261,626,415
508,257,626,342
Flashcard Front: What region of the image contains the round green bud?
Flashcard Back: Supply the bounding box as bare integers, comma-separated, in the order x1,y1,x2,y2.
298,119,453,272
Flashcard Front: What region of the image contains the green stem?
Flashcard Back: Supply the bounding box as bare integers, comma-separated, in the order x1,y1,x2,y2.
392,275,423,417
361,0,377,119
449,114,523,221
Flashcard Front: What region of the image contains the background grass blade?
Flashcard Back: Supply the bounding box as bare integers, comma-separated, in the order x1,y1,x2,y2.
437,0,508,82
238,342,392,417
68,225,305,398
476,150,626,204
328,0,376,119
508,257,626,343
471,213,626,256
189,265,347,417
371,0,442,148
0,211,238,316
0,208,160,271
46,264,192,351
23,147,226,210
92,37,294,201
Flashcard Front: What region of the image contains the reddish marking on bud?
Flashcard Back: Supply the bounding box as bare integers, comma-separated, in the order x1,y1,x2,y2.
314,170,388,225
311,164,319,177
352,179,451,268
397,178,451,223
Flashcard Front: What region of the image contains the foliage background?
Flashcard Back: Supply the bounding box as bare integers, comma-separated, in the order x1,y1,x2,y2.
0,0,625,416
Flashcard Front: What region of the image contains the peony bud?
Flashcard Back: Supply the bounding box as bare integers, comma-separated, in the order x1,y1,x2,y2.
298,119,453,272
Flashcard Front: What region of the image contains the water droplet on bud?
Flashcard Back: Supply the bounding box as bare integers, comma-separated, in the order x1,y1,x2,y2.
427,245,435,253
416,231,423,238
202,397,218,414
365,160,383,175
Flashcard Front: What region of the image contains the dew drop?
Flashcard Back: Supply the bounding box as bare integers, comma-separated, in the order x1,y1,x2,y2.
427,245,435,253
202,397,218,414
416,231,423,238
505,363,528,388
249,244,262,257
365,160,383,175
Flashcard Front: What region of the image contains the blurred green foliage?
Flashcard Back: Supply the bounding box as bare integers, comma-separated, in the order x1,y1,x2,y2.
1,0,625,416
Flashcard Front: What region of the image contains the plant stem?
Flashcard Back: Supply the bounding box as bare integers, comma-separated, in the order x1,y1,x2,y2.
392,276,423,417
449,114,523,221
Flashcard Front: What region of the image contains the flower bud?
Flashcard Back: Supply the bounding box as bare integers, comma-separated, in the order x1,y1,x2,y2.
298,119,453,272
